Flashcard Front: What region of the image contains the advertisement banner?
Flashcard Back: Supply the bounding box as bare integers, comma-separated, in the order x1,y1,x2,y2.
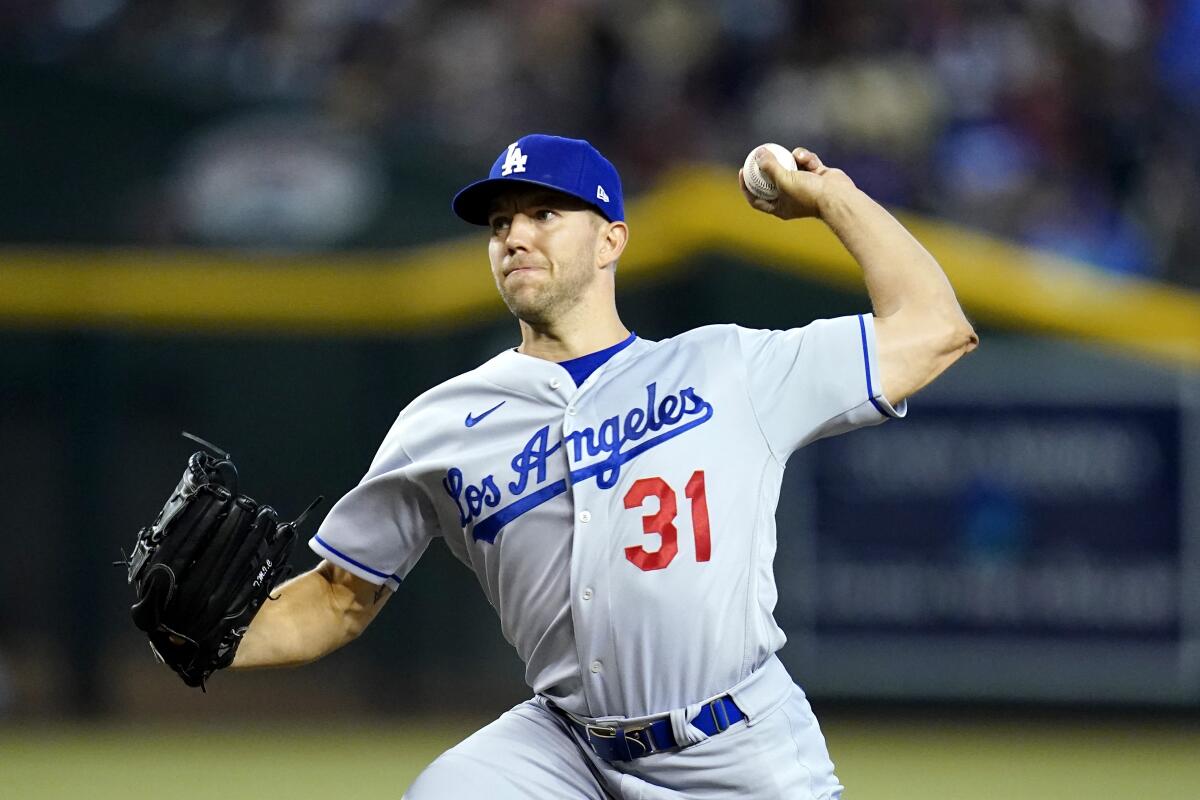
775,397,1191,702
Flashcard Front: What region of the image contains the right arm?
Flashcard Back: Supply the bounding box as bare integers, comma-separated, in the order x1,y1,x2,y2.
742,148,977,406
231,559,392,669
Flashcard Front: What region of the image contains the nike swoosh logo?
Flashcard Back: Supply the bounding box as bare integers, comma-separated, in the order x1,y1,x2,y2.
465,401,506,428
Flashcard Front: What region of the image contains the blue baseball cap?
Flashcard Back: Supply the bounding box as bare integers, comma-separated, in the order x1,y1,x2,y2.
452,134,624,225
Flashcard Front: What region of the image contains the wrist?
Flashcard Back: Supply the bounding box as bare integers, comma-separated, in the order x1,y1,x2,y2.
815,181,861,224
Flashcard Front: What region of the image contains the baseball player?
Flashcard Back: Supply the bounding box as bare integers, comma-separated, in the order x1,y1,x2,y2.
232,134,977,798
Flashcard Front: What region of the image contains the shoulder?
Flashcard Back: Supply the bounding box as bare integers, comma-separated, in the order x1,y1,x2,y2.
369,357,504,472
645,324,748,353
643,319,866,370
401,364,493,420
639,324,802,365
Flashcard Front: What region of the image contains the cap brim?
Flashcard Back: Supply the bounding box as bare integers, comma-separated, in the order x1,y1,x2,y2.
451,177,611,225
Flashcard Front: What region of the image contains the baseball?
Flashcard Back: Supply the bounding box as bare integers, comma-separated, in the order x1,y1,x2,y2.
742,143,798,201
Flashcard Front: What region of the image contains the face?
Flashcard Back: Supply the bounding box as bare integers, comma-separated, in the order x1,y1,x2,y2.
486,188,608,325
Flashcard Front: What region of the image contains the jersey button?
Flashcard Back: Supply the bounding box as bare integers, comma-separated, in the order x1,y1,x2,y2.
582,587,593,601
567,406,577,416
578,510,591,523
590,660,602,674
550,379,561,389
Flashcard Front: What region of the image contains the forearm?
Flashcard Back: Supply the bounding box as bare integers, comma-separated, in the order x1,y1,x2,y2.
818,184,969,326
232,561,387,669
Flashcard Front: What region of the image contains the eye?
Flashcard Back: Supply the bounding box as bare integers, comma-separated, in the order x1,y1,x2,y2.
489,216,511,235
534,208,556,222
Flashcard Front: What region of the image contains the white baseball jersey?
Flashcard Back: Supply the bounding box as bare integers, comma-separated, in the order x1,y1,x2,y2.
311,314,904,719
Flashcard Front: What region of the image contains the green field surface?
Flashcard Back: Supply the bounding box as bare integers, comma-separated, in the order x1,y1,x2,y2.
3,715,1197,798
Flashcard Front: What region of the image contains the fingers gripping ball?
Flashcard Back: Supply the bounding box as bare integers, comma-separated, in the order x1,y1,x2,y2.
742,143,798,201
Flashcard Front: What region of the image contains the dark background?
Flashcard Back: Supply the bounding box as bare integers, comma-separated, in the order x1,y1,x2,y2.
1,2,1198,797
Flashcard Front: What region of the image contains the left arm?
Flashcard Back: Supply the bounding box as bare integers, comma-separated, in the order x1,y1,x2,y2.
231,560,391,669
741,147,978,405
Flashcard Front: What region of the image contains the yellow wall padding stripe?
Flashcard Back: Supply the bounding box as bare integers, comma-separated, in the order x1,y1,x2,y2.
1,164,1197,366
639,166,1200,366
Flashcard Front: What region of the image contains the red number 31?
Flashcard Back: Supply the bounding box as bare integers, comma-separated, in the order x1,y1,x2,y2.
623,470,711,571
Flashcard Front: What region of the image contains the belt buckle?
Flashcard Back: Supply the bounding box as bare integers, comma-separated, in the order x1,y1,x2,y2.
584,723,620,761
585,723,618,741
585,722,656,761
623,722,656,757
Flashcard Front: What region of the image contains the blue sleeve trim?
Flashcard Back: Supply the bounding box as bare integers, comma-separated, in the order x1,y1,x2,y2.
857,314,890,418
313,534,400,583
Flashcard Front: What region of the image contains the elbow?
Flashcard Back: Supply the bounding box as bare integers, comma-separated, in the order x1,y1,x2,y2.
342,613,371,643
875,307,976,405
931,319,977,373
335,597,372,645
952,318,979,356
923,299,977,358
921,315,977,383
917,289,978,357
886,300,977,359
336,588,388,644
323,562,388,646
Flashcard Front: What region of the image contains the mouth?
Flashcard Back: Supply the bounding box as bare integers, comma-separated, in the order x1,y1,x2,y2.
503,263,543,278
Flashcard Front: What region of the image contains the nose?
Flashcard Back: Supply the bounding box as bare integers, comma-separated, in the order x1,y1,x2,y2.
504,212,535,255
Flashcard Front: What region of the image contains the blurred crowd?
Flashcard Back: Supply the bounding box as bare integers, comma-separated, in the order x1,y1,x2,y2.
4,0,1199,285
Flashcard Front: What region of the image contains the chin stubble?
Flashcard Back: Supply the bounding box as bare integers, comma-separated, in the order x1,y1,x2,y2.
501,257,595,325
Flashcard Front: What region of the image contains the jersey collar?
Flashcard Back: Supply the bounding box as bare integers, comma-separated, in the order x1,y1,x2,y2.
480,336,650,397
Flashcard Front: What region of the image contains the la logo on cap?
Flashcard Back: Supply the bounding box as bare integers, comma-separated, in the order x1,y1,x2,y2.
501,142,528,176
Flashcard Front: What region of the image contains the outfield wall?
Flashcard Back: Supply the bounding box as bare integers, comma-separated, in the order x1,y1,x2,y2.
0,169,1196,717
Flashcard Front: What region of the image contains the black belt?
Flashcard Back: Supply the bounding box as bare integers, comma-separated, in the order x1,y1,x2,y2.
552,696,746,761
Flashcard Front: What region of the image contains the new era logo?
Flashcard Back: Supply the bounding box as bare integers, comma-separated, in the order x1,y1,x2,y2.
596,185,609,203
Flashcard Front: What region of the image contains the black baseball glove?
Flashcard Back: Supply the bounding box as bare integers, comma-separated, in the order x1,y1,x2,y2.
122,434,320,689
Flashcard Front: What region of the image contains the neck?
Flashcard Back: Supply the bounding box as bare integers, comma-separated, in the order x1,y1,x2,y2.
516,302,629,362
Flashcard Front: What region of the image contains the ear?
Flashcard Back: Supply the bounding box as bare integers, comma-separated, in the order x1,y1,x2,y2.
596,220,629,269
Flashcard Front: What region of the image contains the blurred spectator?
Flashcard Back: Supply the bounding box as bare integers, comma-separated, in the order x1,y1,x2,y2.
1,0,1197,284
